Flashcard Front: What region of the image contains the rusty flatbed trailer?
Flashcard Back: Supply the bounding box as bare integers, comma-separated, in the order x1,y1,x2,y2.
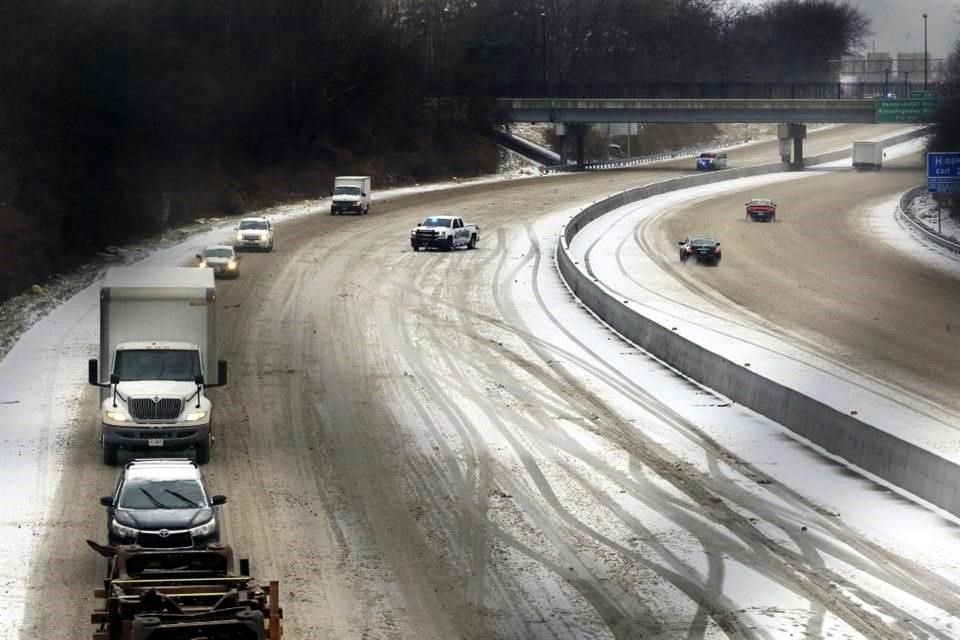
89,541,282,640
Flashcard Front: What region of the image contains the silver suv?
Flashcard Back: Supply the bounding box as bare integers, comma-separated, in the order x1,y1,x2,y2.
234,217,274,252
100,458,227,549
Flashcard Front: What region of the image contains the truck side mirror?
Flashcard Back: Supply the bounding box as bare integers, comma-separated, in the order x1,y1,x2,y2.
196,254,202,260
678,241,684,245
210,495,228,506
715,242,721,247
195,374,204,386
110,373,119,385
88,359,99,385
99,496,113,507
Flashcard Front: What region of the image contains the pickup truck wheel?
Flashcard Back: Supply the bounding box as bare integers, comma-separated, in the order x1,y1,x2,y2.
195,437,211,464
445,237,454,251
102,442,118,466
412,243,421,252
468,234,477,250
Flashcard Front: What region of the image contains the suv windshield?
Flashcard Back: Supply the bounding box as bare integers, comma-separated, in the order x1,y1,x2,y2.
113,349,201,382
119,477,205,509
238,220,268,230
202,248,233,258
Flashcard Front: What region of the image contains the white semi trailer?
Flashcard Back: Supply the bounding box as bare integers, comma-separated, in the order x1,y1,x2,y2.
852,141,883,170
88,267,227,465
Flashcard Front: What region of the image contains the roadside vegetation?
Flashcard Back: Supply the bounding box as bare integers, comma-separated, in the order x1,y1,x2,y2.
928,37,960,223
0,0,868,301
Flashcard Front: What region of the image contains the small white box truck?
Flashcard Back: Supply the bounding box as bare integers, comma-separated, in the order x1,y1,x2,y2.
88,267,227,465
330,176,371,215
852,141,883,170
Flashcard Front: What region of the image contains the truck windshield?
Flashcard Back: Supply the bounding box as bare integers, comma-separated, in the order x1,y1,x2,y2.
334,186,361,196
422,218,452,227
114,350,202,382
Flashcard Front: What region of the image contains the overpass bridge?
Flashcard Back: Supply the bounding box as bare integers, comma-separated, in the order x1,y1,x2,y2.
433,82,944,167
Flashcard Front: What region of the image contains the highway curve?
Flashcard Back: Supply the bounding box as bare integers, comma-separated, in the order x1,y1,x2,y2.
650,151,960,416
20,124,960,640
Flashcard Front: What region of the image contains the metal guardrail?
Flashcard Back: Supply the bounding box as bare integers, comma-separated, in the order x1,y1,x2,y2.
897,185,960,253
541,138,773,174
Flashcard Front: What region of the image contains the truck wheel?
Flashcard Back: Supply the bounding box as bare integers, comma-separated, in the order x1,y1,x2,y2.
103,442,118,466
445,237,454,252
195,437,211,465
412,243,420,252
468,234,478,250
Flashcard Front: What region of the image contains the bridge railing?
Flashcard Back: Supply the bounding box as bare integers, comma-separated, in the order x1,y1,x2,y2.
431,81,960,100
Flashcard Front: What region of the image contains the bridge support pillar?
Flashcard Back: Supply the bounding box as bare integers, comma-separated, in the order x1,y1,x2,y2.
556,123,589,167
778,123,807,170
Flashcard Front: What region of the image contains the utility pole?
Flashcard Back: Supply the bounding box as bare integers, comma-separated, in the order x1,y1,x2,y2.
923,13,928,89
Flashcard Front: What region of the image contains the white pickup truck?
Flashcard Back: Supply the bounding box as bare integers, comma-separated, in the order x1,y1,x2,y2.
410,215,479,251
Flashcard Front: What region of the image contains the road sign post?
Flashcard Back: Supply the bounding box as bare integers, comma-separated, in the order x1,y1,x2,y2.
927,152,960,194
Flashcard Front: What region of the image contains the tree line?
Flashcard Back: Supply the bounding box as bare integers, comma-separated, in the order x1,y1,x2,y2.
0,0,869,300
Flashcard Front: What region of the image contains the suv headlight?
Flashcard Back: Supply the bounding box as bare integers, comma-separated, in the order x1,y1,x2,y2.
184,409,208,422
105,410,131,422
235,232,243,241
111,520,138,538
190,519,217,537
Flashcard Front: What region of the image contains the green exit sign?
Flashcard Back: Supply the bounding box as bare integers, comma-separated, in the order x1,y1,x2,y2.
876,98,938,123
910,90,938,99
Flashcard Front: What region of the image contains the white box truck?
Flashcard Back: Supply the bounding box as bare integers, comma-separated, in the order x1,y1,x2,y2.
87,267,227,465
852,141,883,170
330,176,371,215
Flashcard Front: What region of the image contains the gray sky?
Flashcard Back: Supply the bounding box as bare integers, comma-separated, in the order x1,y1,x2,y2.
744,0,959,59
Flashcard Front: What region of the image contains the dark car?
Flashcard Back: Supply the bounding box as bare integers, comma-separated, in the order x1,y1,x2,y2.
679,235,722,265
196,245,240,279
696,152,727,171
100,458,227,549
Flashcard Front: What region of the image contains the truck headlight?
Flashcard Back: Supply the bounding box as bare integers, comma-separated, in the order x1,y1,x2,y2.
198,260,208,268
227,260,237,270
184,410,208,422
105,410,131,422
111,520,138,538
235,232,243,241
190,519,217,537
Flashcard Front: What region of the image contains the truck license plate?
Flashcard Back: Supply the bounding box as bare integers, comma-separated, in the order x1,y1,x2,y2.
148,438,164,447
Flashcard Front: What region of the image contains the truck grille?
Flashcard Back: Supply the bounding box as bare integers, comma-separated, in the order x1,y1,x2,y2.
137,530,193,549
415,230,439,241
129,397,183,420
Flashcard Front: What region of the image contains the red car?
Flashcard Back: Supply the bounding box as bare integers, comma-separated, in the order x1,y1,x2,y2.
746,198,777,222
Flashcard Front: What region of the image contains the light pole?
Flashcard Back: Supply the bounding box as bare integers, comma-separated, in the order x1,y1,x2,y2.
884,68,890,96
904,70,909,94
541,12,547,95
923,12,928,89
